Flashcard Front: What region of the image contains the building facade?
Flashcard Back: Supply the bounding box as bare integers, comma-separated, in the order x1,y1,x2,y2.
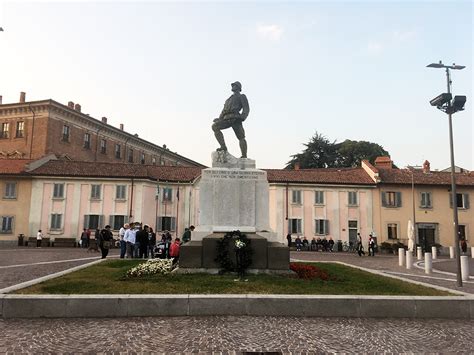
0,93,203,167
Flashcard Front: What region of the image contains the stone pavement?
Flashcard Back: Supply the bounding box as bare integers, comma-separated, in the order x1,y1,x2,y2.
290,251,474,294
0,248,119,290
0,316,472,353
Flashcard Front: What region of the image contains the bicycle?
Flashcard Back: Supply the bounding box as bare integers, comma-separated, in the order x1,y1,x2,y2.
342,241,357,253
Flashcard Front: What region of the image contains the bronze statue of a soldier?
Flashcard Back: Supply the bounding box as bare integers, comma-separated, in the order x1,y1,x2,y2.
212,81,249,158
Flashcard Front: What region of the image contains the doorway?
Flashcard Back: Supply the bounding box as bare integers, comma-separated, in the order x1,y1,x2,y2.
417,223,437,252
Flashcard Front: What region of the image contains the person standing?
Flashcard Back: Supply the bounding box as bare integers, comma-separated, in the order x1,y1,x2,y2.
136,224,149,258
124,222,136,258
80,229,88,248
286,233,292,248
170,237,181,264
368,235,375,257
99,225,113,259
295,235,302,252
118,223,129,259
36,229,43,248
182,225,195,244
357,233,365,257
148,227,156,258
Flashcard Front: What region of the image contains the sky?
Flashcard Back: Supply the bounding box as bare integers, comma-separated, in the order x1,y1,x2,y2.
0,1,472,170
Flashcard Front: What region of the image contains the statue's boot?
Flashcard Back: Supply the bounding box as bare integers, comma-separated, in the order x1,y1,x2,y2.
214,130,227,151
239,138,247,158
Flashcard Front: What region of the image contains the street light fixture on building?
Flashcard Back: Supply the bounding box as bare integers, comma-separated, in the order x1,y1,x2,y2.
427,60,466,287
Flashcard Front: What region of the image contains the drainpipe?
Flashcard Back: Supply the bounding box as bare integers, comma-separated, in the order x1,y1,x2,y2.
129,178,134,220
28,103,36,159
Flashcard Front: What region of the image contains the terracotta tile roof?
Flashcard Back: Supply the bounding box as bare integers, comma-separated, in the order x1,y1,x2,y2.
378,169,474,187
265,168,376,185
0,159,33,175
29,160,202,183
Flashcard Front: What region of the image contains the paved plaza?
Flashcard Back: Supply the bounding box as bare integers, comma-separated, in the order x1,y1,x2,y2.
0,316,473,353
0,248,473,353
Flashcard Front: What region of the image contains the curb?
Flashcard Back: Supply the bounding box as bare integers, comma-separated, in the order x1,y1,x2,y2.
0,294,473,319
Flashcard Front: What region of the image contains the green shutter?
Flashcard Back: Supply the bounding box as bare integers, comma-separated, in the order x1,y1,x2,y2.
464,194,470,209
396,192,402,207
381,192,387,207
324,220,329,235
98,215,104,229
83,215,90,229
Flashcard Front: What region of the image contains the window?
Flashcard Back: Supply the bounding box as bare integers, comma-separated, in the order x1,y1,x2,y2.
110,215,127,230
140,153,146,164
387,223,398,239
315,219,329,235
15,122,24,138
4,182,16,199
83,133,91,149
156,216,176,231
152,157,156,165
162,187,173,202
315,191,324,204
1,216,13,233
292,190,302,204
100,139,107,154
288,218,302,234
1,122,9,139
382,191,402,208
128,149,134,163
53,183,65,198
420,192,432,208
83,215,103,230
62,125,70,142
450,193,470,209
348,191,358,206
50,214,62,230
116,185,126,199
91,184,101,199
115,144,121,159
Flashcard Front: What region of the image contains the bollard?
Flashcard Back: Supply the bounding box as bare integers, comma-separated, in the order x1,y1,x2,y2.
398,248,405,266
461,256,469,281
406,250,413,270
424,252,432,274
449,246,454,259
471,246,474,259
431,246,437,260
417,247,422,260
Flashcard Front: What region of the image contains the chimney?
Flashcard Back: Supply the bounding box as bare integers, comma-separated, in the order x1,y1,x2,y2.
423,160,430,174
119,123,124,131
294,162,300,170
101,117,107,124
374,156,393,169
20,92,26,103
74,103,81,112
0,96,2,105
68,101,74,109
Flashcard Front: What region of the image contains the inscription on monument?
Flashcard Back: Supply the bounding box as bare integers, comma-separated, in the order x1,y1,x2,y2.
203,170,265,180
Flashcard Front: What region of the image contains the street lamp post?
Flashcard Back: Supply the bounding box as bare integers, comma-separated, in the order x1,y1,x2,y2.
427,61,466,287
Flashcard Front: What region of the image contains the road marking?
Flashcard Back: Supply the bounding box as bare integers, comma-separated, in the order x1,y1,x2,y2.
384,270,474,284
0,255,119,269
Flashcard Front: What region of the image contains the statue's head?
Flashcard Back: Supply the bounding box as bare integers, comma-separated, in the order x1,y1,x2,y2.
231,81,242,92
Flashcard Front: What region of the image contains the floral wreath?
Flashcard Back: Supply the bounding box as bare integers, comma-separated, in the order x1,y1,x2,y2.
215,230,252,275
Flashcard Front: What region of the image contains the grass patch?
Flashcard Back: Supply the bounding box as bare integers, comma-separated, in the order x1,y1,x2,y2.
15,260,451,296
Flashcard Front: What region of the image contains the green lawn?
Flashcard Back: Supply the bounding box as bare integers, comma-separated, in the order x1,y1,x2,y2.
15,260,450,296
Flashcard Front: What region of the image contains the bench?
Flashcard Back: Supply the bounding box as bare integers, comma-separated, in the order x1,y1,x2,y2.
52,238,77,248
26,237,51,247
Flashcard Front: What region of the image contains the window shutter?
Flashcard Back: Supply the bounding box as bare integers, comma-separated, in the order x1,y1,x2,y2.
381,192,387,207
420,193,425,207
171,217,176,231
395,192,402,207
83,215,90,229
427,193,432,208
98,215,104,229
324,220,329,235
157,217,163,231
109,215,114,228
287,219,291,234
464,194,470,209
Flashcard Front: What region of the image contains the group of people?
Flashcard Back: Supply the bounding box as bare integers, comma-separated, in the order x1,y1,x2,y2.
356,233,376,257
288,235,335,252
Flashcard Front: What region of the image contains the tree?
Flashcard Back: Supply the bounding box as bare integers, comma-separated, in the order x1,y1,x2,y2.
285,132,389,169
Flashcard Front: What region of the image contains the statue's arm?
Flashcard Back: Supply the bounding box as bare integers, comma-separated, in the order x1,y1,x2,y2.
240,95,250,121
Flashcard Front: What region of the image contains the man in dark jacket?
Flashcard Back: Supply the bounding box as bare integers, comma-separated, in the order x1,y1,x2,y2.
99,225,113,259
136,224,149,258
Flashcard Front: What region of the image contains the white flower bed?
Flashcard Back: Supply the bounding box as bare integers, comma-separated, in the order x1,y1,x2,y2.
126,258,175,278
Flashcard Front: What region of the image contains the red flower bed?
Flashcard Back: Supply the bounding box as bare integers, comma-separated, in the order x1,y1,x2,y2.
290,263,330,281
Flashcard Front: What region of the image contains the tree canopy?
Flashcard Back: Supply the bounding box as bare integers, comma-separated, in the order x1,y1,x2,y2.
286,132,390,169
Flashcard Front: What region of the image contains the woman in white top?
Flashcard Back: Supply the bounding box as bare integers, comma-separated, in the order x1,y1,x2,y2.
36,230,43,248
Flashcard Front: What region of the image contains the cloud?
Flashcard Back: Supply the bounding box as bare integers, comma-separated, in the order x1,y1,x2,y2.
367,41,383,54
256,24,284,42
392,30,416,42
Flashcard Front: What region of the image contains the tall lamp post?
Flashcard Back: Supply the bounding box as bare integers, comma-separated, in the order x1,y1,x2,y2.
427,61,467,287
